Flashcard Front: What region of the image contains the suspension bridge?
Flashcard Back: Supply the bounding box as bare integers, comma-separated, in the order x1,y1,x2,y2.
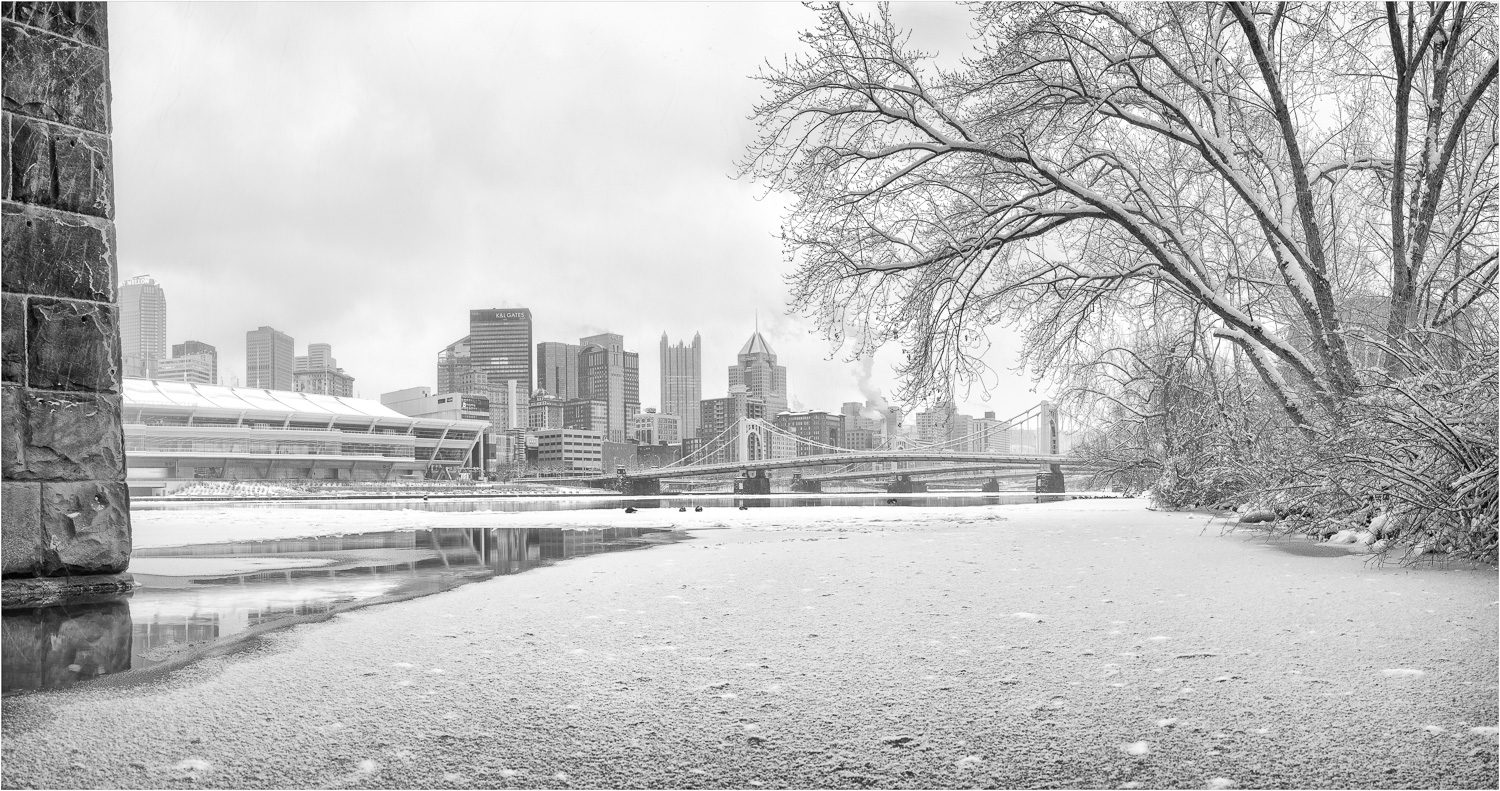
526,402,1098,495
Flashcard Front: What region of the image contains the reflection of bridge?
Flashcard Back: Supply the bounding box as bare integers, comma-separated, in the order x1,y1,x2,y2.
529,402,1096,494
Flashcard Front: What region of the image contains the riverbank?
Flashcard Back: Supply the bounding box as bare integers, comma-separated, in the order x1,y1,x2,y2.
3,499,1495,788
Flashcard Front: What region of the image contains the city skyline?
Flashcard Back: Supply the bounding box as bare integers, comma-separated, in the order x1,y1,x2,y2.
106,3,1041,420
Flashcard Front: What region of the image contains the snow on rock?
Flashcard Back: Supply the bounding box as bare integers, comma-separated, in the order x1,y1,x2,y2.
1469,726,1499,738
1423,725,1447,735
1328,530,1358,545
1119,741,1151,756
1380,668,1426,679
1206,778,1237,789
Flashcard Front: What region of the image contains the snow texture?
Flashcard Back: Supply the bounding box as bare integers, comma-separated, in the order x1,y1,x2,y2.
2,499,1495,789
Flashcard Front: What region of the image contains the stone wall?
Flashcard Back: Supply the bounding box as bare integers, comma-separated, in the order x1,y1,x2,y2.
1,2,131,579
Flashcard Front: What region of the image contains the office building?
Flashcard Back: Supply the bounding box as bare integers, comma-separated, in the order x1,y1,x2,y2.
120,275,167,379
156,340,218,385
438,335,525,433
536,341,581,400
632,408,680,445
577,333,639,443
534,428,603,472
529,391,567,430
122,379,489,494
729,330,788,416
698,387,766,464
563,398,609,433
774,410,842,456
469,308,533,393
294,343,355,397
974,410,1012,453
659,332,702,439
246,326,295,391
437,336,481,393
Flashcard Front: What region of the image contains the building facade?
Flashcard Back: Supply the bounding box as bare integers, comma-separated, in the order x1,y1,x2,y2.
528,391,567,430
728,331,788,417
577,333,639,443
123,379,489,493
294,342,354,397
536,341,581,400
632,408,681,445
698,388,766,464
774,410,842,455
120,275,167,379
469,308,532,395
534,428,603,471
246,326,295,391
563,398,609,433
156,340,218,385
659,332,702,439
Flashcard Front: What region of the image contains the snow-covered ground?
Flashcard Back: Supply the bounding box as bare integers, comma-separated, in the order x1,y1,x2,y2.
5,499,1496,789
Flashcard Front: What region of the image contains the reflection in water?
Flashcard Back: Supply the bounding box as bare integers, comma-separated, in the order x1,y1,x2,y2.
2,526,681,694
1,600,132,693
134,493,1061,512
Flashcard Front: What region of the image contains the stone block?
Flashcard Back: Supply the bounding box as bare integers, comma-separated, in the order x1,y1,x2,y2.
49,124,111,217
1,480,42,575
2,112,52,204
2,389,123,481
1,383,19,470
2,203,115,301
2,294,23,382
38,480,130,574
26,296,119,392
1,23,110,134
2,3,108,48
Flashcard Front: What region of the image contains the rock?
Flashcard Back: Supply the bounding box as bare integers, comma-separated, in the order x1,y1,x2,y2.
1327,530,1357,544
1371,539,1389,553
1239,509,1277,524
880,735,917,746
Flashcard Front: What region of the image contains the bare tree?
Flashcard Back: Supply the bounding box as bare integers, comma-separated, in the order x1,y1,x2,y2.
741,2,1496,432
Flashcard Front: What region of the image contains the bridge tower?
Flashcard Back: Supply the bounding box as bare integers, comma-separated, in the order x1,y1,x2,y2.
1036,401,1065,493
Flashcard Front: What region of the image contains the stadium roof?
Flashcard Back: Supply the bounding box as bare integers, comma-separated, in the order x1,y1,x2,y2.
123,378,410,420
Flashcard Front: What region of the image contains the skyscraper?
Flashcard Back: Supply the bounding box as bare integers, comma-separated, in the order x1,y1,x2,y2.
158,340,218,385
728,330,788,417
536,341,581,399
578,332,639,443
119,275,166,379
246,326,295,390
469,308,533,390
660,332,702,439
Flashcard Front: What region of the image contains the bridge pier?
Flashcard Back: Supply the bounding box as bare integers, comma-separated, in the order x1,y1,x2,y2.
887,475,927,494
733,470,772,495
1035,465,1066,493
622,477,661,496
790,474,821,493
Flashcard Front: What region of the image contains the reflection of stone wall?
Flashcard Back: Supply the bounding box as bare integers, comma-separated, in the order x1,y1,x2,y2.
1,3,131,578
1,598,132,692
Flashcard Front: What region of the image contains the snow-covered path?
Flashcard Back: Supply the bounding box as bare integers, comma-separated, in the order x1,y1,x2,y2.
3,500,1496,788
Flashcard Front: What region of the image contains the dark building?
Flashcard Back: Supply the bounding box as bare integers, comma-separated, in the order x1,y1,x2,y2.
469,308,533,393
563,398,609,432
636,442,682,468
774,410,842,456
577,333,639,443
536,341,581,400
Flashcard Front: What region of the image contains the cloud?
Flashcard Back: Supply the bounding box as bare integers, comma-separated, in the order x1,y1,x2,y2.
108,3,1037,419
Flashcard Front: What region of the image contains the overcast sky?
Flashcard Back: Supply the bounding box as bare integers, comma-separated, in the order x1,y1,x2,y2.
110,2,1043,422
